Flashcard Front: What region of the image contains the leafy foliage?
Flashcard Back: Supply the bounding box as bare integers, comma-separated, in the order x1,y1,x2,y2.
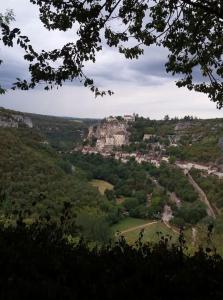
65,152,156,218
174,201,207,225
0,128,106,230
1,1,223,105
190,169,223,210
149,162,198,202
1,222,223,299
76,209,111,243
65,152,203,223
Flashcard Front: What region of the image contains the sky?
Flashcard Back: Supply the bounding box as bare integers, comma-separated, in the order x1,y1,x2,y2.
0,0,222,119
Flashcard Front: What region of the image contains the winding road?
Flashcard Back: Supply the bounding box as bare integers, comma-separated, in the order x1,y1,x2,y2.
187,172,216,219
120,170,215,238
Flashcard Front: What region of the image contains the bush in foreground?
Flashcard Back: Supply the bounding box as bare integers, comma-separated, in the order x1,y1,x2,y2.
0,222,223,299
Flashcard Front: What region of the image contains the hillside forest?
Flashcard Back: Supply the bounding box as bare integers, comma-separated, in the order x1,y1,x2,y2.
0,108,223,249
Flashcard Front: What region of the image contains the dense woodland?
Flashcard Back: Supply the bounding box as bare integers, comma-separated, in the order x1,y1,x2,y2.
66,152,207,226
65,152,160,220
190,169,223,233
0,128,118,242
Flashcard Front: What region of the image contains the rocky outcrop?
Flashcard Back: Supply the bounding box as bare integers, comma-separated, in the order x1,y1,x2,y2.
174,122,192,131
0,109,33,128
87,118,129,150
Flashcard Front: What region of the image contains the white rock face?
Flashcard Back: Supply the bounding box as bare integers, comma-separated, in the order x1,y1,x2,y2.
0,112,33,128
88,118,129,150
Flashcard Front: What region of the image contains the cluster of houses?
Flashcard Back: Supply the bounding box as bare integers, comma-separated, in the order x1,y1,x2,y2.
81,146,169,167
80,146,223,179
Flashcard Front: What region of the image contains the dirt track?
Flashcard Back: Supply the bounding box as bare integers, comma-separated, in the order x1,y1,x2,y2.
120,221,158,234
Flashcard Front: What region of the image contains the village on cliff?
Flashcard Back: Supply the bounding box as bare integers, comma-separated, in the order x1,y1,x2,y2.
73,114,223,179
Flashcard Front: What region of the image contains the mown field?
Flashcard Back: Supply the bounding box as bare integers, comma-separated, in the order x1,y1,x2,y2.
90,179,114,195
112,218,178,244
112,217,223,255
112,217,150,232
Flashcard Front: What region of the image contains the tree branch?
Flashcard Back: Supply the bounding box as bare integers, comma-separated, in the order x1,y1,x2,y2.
181,0,223,19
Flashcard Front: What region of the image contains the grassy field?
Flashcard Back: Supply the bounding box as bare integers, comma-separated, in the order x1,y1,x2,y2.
112,218,223,255
123,222,178,244
112,218,178,244
90,179,114,195
112,217,150,233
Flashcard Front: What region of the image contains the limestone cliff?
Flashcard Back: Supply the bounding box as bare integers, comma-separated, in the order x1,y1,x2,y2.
0,108,33,128
87,118,130,150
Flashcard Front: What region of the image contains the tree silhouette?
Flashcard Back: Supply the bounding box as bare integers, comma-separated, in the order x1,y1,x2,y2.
0,1,223,106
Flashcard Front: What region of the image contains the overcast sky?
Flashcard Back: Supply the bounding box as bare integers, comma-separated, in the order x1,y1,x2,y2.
0,1,222,119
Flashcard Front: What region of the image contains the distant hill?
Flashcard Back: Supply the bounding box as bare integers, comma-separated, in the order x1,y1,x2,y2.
0,107,100,151
0,107,33,128
27,113,101,151
2,108,222,164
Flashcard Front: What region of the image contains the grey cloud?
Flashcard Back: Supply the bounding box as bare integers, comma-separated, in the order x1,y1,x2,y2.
0,51,28,88
0,83,222,120
0,0,221,119
0,1,173,90
85,47,172,88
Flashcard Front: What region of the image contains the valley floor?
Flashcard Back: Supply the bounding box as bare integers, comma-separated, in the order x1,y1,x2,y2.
112,218,178,244
112,217,223,255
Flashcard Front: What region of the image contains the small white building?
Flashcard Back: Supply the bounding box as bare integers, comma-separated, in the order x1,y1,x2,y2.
123,115,135,122
143,134,155,141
